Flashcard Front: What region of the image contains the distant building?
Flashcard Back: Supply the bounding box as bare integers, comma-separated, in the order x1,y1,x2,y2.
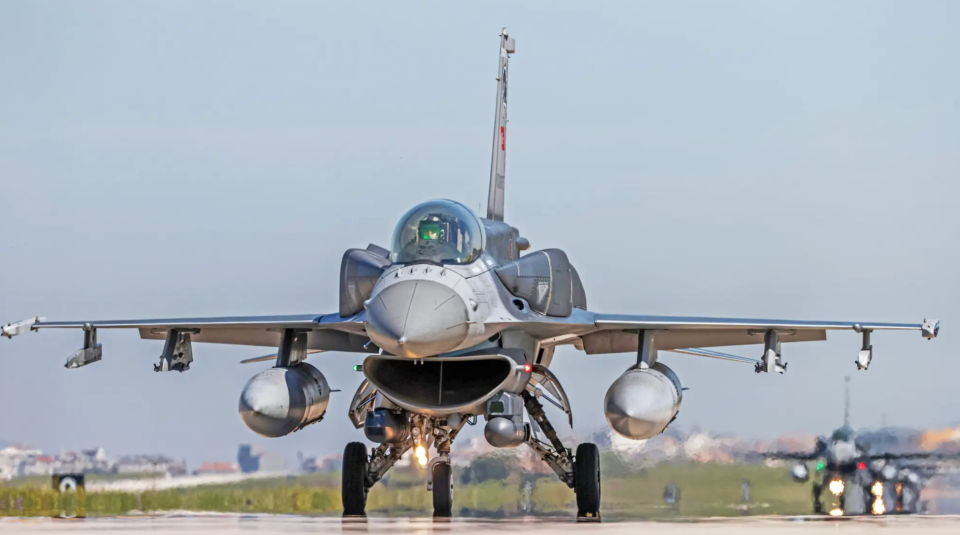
0,445,42,480
194,462,239,475
57,447,111,474
238,445,259,473
115,454,187,476
237,445,287,473
300,453,341,473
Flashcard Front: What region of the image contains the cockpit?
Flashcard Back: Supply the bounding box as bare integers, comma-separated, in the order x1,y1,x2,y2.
390,200,484,265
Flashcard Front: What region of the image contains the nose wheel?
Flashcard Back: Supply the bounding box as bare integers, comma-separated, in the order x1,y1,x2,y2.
574,442,601,520
342,442,370,516
432,462,454,517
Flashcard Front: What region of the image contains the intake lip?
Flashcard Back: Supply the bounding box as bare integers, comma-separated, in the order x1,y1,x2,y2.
364,279,469,358
362,349,529,416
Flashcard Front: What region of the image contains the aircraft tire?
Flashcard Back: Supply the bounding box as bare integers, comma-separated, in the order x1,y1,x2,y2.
432,462,453,517
342,442,369,516
574,442,601,519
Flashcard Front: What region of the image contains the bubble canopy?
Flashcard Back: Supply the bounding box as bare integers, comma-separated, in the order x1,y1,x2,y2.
391,200,484,265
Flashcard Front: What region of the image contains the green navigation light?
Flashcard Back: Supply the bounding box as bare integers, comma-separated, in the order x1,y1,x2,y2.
352,365,362,372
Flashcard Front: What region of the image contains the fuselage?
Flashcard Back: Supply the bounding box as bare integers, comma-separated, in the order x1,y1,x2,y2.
363,199,526,359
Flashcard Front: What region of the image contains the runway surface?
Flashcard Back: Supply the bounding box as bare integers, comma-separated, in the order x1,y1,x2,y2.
4,515,960,534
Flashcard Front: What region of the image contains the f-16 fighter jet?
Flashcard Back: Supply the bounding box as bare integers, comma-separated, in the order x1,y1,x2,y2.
2,29,940,520
766,378,952,516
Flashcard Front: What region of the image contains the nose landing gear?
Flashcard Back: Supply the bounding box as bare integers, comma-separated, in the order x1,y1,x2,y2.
430,461,454,517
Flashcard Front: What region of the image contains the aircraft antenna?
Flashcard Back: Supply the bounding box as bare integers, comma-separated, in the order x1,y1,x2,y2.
486,28,516,222
843,376,851,428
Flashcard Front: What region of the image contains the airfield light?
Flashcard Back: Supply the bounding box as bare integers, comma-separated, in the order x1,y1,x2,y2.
857,462,867,471
872,497,886,515
828,479,845,496
415,445,428,468
816,462,825,472
828,508,844,517
871,481,884,497
352,365,362,372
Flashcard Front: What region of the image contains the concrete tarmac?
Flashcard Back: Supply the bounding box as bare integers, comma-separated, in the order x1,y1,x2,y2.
4,515,960,534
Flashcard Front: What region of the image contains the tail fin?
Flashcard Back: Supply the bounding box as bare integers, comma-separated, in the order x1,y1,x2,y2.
486,28,516,222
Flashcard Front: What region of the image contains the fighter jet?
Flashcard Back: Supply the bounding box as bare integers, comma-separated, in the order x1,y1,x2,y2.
766,378,953,516
1,29,941,520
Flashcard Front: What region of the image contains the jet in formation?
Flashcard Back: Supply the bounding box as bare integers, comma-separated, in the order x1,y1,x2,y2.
2,29,941,520
766,378,954,516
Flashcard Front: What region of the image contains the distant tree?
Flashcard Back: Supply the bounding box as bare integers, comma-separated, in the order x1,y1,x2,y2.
460,454,513,484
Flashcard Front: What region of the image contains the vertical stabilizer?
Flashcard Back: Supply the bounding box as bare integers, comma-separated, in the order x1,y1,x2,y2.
843,376,851,428
486,28,516,222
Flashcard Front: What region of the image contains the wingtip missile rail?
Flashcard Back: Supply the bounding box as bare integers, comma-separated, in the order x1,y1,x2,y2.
2,317,44,338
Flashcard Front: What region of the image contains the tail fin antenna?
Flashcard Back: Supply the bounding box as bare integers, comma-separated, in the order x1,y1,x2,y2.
486,28,515,222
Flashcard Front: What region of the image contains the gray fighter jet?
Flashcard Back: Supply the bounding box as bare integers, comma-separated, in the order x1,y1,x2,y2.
766,378,954,516
1,29,941,520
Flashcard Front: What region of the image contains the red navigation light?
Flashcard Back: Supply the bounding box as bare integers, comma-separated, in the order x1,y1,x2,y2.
858,462,867,470
523,363,532,373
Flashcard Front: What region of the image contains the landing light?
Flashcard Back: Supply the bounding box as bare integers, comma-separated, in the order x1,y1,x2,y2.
829,508,844,517
872,497,886,515
415,445,428,468
871,481,884,497
829,479,845,496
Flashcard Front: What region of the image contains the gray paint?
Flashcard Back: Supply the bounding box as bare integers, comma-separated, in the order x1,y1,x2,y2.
604,362,682,440
364,279,470,359
486,28,515,222
339,248,391,317
495,249,574,317
238,362,330,438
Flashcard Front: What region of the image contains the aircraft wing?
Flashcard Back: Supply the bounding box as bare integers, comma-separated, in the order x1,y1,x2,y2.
586,314,938,372
3,313,372,366
761,451,819,461
505,311,938,372
868,452,960,462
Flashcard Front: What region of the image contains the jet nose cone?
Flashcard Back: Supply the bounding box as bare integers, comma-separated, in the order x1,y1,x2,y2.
365,279,469,358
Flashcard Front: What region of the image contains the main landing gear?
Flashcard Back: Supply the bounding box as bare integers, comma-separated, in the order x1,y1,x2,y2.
342,442,369,516
341,440,414,517
341,394,600,519
521,391,601,520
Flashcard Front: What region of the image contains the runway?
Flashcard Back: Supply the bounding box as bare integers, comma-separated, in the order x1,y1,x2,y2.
4,515,960,534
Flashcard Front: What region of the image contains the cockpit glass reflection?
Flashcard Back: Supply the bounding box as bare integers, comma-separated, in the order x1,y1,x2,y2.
391,200,483,265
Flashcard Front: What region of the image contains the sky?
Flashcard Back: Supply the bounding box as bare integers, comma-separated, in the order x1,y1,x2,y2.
1,1,958,468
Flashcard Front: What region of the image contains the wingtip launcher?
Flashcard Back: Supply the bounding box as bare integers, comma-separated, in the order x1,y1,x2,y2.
1,317,45,338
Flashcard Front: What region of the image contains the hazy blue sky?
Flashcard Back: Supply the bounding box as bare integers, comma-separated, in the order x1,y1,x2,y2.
1,1,957,467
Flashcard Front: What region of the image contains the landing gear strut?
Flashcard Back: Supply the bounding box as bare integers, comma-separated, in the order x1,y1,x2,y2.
521,391,602,521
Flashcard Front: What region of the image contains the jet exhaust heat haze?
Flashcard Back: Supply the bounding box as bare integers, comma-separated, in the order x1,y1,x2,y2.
1,29,941,520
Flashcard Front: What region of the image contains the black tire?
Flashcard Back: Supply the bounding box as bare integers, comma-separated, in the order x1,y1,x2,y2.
574,442,601,518
432,462,453,517
342,442,369,516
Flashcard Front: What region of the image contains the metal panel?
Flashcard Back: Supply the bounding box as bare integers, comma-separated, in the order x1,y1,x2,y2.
139,326,371,352
581,328,827,354
495,249,573,317
595,314,924,332
339,248,390,317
